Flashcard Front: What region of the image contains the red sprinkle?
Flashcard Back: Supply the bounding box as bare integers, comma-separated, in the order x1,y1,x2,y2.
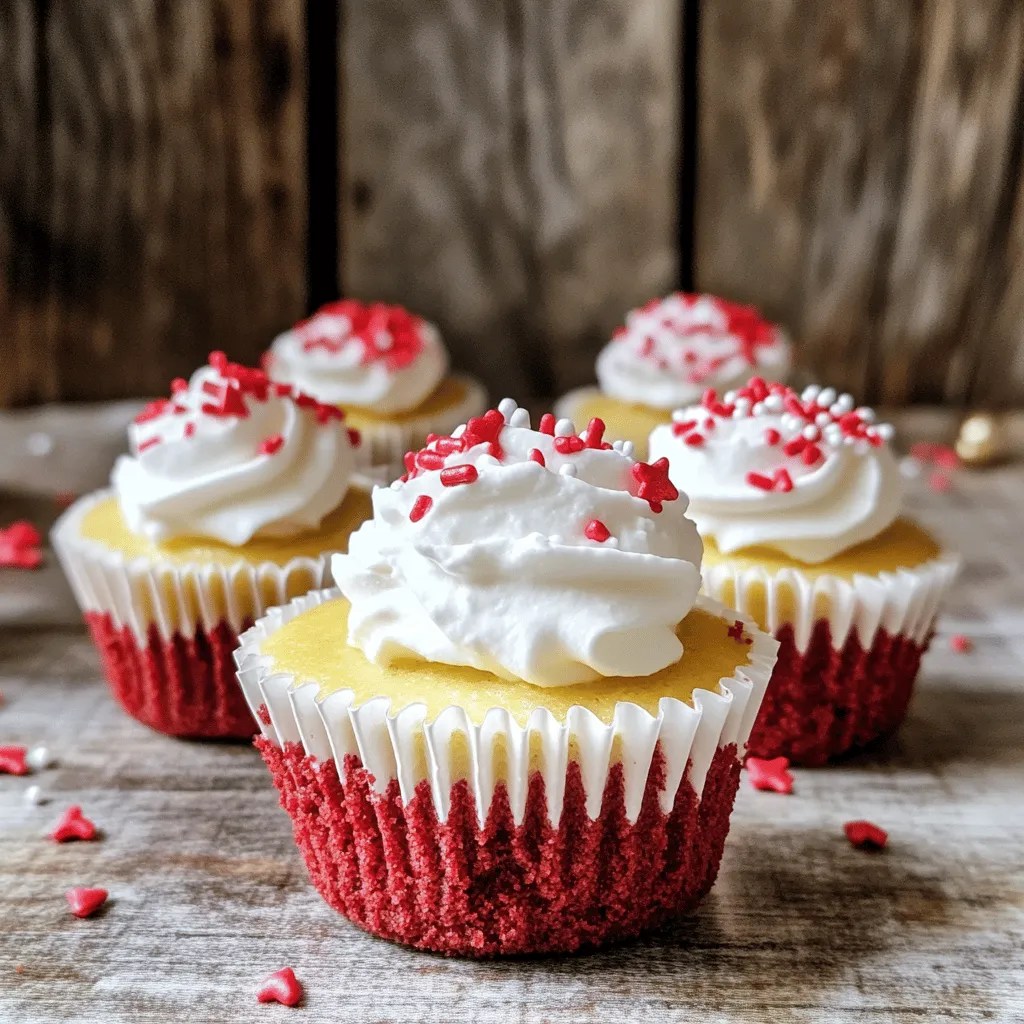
66,888,108,919
933,446,960,469
910,441,939,461
584,519,611,543
746,471,774,491
950,633,973,654
256,703,272,727
136,436,161,453
582,417,607,449
440,465,478,487
184,423,196,439
764,428,781,446
671,420,697,437
783,436,806,457
415,450,445,471
409,495,433,523
170,377,189,393
928,471,952,493
629,457,678,513
538,413,556,435
272,382,292,397
726,620,746,643
773,468,794,492
257,434,284,456
0,746,29,775
347,428,361,447
528,448,546,467
843,820,888,850
50,806,98,843
801,443,822,466
256,967,303,1007
553,435,585,455
746,756,794,795
683,433,705,447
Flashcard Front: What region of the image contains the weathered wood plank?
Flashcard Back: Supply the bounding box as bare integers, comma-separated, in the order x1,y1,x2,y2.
340,0,680,402
0,0,306,406
696,0,1024,407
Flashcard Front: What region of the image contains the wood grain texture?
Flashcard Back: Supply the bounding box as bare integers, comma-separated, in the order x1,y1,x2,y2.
340,0,680,401
2,409,1024,1022
0,0,306,406
696,0,1024,407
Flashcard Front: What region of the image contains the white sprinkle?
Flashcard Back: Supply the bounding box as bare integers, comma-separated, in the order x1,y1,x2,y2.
900,456,922,478
856,407,876,424
724,390,737,403
621,441,635,458
764,395,784,413
26,432,54,457
509,408,530,428
612,439,624,451
752,402,765,416
815,411,832,427
25,746,55,771
843,435,857,446
554,418,575,437
390,479,403,490
24,785,46,806
558,464,577,477
824,425,843,444
802,385,821,402
671,409,691,423
605,537,620,549
835,394,855,413
781,414,799,431
735,396,751,409
732,407,746,419
549,534,564,545
876,423,895,440
497,398,518,421
816,387,837,408
452,424,466,438
802,425,820,441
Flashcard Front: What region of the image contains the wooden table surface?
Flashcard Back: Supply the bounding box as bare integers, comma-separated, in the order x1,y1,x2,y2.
1,408,1023,1023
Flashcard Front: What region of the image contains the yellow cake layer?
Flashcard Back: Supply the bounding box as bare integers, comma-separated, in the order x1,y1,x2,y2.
566,392,671,461
261,598,754,726
78,487,373,567
701,517,940,580
343,375,468,427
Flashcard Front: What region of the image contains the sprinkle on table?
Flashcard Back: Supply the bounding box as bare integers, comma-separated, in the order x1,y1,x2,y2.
0,521,43,570
256,967,303,1007
746,756,794,794
50,805,98,843
950,634,973,654
928,471,952,493
843,820,888,850
0,746,29,775
66,888,108,919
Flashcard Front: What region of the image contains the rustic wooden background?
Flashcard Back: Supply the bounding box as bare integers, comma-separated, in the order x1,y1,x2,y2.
2,1,1023,407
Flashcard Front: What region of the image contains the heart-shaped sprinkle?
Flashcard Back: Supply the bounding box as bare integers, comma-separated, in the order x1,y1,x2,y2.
50,806,98,843
66,888,108,918
256,967,303,1007
843,820,888,849
746,756,794,794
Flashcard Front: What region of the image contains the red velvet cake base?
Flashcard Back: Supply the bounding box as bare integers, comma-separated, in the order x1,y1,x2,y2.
85,611,255,739
746,619,930,766
258,738,741,956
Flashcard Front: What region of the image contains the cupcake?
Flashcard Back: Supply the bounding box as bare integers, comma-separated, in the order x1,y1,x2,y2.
264,299,487,476
235,400,778,955
52,353,373,739
556,293,790,460
648,378,958,765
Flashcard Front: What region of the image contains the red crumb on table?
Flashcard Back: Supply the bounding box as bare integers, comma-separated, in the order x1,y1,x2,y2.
844,820,888,850
584,519,611,543
53,491,78,510
0,521,43,570
409,495,433,523
66,888,108,919
0,746,29,775
258,434,284,456
928,471,952,493
256,967,303,1007
50,806,98,843
950,634,973,654
746,756,794,794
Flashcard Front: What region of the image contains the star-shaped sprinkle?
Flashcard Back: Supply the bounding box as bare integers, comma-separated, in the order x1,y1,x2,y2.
0,746,29,775
0,521,43,570
256,967,303,1007
629,457,678,512
50,806,98,843
66,888,108,918
746,756,793,794
843,820,888,850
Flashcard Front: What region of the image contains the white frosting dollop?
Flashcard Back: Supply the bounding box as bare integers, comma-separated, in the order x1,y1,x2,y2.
113,354,359,545
265,300,448,414
648,380,903,564
596,293,791,410
333,401,704,687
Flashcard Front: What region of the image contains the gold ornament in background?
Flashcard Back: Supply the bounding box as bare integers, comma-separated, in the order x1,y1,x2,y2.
955,413,1005,467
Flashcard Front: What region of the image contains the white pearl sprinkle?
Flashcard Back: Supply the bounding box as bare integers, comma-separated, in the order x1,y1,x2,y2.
802,425,820,441
764,395,784,413
816,387,837,408
605,537,620,549
24,785,46,806
815,411,832,427
723,390,737,404
452,424,466,438
497,398,518,421
509,408,530,428
622,441,635,458
824,425,843,444
558,464,577,477
856,407,876,424
390,479,403,490
27,432,54,457
802,385,821,402
875,423,895,440
732,407,746,419
25,746,55,771
671,409,691,423
843,435,857,446
554,418,575,437
752,402,765,416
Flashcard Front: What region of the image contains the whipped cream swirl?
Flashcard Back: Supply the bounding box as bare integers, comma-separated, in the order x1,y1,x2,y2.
113,353,360,545
265,300,448,414
648,379,903,563
333,400,704,687
596,293,791,410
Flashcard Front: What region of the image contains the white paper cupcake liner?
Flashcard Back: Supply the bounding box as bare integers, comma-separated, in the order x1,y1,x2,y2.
234,588,778,827
354,373,488,477
51,484,375,643
701,547,960,654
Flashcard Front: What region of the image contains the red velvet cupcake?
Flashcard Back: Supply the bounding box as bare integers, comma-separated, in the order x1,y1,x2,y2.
649,378,958,765
52,353,373,739
235,398,777,955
